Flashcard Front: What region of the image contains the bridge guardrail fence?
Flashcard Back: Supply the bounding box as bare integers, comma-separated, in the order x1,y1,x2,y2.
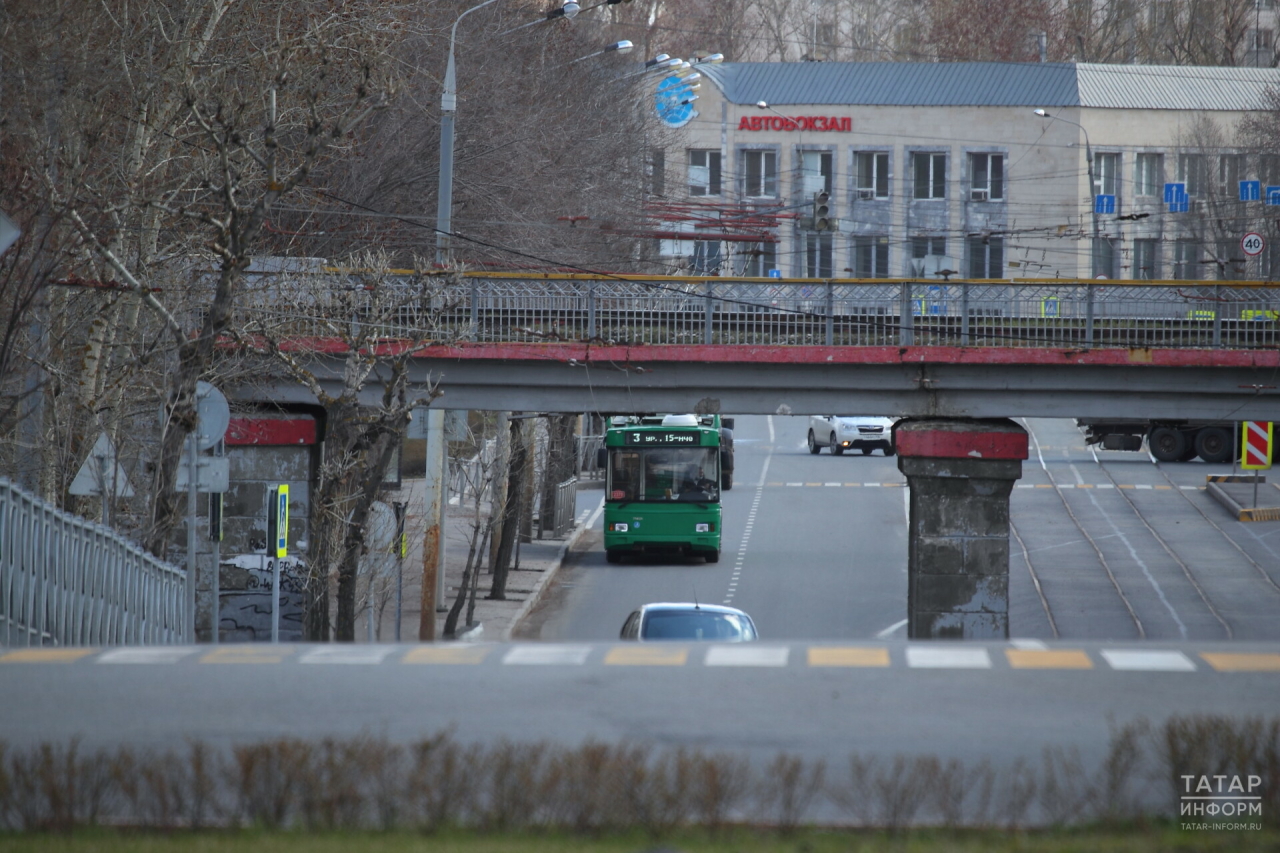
0,478,188,647
236,274,1280,350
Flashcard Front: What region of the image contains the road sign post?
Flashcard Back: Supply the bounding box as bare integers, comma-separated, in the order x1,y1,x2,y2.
1241,421,1272,509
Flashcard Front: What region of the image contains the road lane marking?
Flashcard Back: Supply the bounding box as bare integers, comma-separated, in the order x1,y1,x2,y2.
503,645,592,665
906,647,992,669
98,648,197,664
1006,649,1093,669
1101,650,1196,671
604,646,688,666
0,648,97,663
824,482,841,487
875,618,908,638
705,645,789,666
808,647,890,667
1200,652,1280,672
1009,638,1048,650
402,645,492,664
300,646,397,665
201,646,292,664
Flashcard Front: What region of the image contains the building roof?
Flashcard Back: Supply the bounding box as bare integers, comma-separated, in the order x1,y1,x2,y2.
697,62,1280,111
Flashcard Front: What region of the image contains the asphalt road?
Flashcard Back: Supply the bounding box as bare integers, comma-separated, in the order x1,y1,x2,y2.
522,415,1280,643
2,416,1277,771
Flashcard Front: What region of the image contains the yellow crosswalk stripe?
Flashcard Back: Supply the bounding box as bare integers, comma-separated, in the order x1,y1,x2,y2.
604,646,688,666
808,647,890,667
1005,649,1093,669
402,645,493,664
200,646,292,664
0,648,97,663
1200,653,1280,672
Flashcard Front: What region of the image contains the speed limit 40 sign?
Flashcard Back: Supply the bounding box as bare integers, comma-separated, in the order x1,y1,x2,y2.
1241,232,1266,257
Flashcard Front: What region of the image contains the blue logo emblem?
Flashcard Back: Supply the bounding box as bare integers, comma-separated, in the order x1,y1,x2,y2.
655,75,696,128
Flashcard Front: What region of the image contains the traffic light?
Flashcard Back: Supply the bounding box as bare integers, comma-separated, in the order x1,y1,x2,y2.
812,191,831,231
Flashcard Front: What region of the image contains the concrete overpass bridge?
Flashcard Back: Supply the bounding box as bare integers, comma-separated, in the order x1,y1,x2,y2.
246,272,1280,420
239,273,1280,641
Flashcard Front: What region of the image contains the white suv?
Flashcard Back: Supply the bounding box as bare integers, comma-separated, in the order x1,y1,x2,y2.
807,416,897,456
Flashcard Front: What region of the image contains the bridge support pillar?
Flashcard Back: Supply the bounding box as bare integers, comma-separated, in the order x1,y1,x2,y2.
895,418,1028,640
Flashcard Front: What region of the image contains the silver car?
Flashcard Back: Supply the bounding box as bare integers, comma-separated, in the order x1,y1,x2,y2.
619,602,758,642
807,415,897,456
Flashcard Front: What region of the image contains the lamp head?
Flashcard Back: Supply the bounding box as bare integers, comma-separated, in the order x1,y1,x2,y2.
694,53,724,65
608,40,634,54
756,100,768,109
1033,108,1049,117
562,1,579,18
644,53,671,67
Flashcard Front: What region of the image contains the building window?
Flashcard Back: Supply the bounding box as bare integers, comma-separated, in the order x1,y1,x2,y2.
743,242,776,277
800,150,833,196
912,236,947,259
854,237,890,278
692,240,722,275
1177,154,1205,197
1093,152,1119,197
1173,239,1200,279
1093,237,1117,279
855,152,889,199
967,236,1003,278
689,150,721,196
1258,0,1276,9
804,232,833,278
743,150,777,197
912,152,946,199
1135,153,1163,196
1132,239,1160,280
650,148,665,197
969,153,1004,201
1219,154,1243,196
1261,154,1280,186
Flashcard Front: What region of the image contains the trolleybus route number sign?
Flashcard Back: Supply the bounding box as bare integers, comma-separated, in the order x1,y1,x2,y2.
625,432,698,446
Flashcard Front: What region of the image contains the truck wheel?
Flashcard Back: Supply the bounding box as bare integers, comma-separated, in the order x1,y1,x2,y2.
1194,427,1232,463
705,550,720,564
1149,427,1187,462
830,434,844,455
721,471,733,491
807,430,820,455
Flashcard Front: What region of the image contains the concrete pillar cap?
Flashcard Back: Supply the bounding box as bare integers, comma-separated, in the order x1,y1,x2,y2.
894,418,1028,461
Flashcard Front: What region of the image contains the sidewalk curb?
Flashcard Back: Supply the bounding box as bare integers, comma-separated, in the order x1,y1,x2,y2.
502,499,600,640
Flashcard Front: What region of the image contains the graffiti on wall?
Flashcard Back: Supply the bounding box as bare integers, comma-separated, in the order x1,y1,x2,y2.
216,554,307,641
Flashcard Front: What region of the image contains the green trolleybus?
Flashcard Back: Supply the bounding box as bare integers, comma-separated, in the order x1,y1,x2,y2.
601,414,734,564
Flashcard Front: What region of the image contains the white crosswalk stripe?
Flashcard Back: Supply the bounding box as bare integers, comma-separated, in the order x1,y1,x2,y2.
704,645,790,667
97,647,198,664
299,646,397,664
1101,650,1196,671
906,647,992,669
503,645,593,665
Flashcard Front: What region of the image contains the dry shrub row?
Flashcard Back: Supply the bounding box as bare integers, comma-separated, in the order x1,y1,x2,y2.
0,715,1275,833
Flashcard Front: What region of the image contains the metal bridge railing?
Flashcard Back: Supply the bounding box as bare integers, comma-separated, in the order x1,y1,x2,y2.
539,477,578,540
234,274,1280,350
0,478,188,647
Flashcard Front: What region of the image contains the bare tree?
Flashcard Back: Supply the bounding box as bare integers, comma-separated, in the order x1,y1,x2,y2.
240,257,454,641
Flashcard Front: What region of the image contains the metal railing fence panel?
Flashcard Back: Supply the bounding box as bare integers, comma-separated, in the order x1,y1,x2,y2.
231,274,1280,351
0,478,188,647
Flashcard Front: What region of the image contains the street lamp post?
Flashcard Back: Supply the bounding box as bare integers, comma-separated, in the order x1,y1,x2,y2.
436,1,580,266
1034,108,1100,278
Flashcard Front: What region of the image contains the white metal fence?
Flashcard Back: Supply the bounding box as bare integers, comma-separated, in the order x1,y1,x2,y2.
236,275,1280,350
0,478,188,647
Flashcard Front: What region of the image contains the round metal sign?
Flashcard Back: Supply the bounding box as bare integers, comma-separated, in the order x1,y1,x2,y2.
1241,232,1266,257
194,381,230,450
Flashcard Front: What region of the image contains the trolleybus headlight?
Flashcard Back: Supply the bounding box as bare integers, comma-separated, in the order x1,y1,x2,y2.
695,523,710,533
611,522,628,532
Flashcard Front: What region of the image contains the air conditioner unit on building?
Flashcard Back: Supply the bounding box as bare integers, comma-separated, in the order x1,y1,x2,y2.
971,189,989,201
856,188,875,200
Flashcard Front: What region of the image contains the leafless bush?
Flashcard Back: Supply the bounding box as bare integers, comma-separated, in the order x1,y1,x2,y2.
995,756,1038,830
404,733,482,832
621,745,695,840
1037,746,1093,825
687,749,753,837
755,752,825,834
829,754,930,831
543,741,647,834
476,740,549,831
230,738,314,829
1154,714,1280,825
4,739,115,830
